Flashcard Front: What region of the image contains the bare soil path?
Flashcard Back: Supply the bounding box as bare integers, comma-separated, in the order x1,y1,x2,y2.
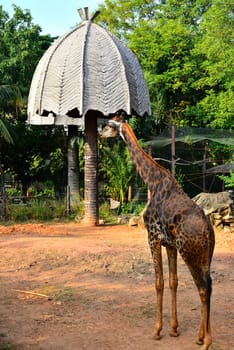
0,223,233,350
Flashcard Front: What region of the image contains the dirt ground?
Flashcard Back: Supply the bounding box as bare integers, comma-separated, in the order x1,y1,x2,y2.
0,222,233,350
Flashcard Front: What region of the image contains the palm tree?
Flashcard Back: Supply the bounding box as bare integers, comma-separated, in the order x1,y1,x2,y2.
0,117,13,144
0,84,17,221
100,141,134,204
0,84,22,144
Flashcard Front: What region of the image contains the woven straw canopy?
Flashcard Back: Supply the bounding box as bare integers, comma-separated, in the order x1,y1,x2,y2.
27,19,150,126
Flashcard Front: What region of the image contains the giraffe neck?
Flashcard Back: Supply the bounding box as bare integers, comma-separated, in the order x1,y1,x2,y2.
120,122,177,192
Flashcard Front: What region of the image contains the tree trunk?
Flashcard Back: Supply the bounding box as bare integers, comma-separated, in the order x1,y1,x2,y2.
83,112,99,225
67,125,79,205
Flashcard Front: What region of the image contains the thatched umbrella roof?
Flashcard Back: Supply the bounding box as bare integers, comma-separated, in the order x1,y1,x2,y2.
27,16,150,126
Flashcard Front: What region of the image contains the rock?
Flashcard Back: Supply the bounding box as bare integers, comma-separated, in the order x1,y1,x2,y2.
128,216,140,226
193,191,234,227
110,198,120,210
118,216,129,225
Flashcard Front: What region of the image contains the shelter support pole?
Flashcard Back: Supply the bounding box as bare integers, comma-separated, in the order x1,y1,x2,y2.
67,125,80,205
84,111,99,225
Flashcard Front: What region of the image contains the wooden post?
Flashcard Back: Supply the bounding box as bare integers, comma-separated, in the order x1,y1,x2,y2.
202,143,207,192
66,185,71,216
1,186,7,222
128,185,132,202
83,111,99,225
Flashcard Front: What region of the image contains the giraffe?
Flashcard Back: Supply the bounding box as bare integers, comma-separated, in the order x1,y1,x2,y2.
100,110,215,350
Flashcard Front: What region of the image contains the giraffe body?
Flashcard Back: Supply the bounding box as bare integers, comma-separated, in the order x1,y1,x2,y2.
101,111,215,350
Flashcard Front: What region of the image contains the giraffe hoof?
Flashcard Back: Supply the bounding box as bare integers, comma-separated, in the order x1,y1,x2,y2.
170,331,180,337
153,333,162,340
196,339,204,345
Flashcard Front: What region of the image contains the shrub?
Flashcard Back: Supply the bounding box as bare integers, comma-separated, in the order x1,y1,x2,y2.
99,201,118,224
6,199,66,222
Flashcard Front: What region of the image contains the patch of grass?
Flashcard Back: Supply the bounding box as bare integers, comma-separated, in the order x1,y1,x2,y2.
53,287,74,302
38,285,75,302
140,303,155,319
0,342,19,350
212,344,232,350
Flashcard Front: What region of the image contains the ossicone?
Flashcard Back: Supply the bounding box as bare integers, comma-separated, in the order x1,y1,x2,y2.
108,109,128,122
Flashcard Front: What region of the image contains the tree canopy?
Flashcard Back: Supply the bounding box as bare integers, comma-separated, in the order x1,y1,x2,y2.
97,0,234,129
0,5,60,193
0,5,53,96
191,0,234,128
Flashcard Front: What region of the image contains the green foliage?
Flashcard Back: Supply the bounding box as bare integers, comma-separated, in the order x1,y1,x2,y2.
0,117,13,144
27,181,55,197
0,84,19,143
0,84,22,114
120,201,146,215
5,187,21,197
5,197,81,222
191,0,234,128
0,5,53,94
0,342,18,350
128,115,157,139
1,123,67,195
7,200,57,222
218,173,234,189
175,168,184,187
0,5,61,195
68,200,85,221
97,0,234,128
99,201,118,224
100,140,135,203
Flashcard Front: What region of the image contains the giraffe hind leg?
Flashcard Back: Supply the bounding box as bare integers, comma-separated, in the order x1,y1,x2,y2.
197,275,212,350
188,265,212,350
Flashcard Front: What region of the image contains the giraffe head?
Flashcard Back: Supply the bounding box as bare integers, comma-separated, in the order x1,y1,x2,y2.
100,109,127,140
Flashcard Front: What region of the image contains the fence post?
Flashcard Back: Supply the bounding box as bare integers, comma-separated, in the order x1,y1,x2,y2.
66,185,71,216
202,143,207,192
1,186,7,221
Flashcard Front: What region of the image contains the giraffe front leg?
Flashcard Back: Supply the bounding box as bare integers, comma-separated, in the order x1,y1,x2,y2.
151,241,164,340
166,246,179,338
197,321,204,345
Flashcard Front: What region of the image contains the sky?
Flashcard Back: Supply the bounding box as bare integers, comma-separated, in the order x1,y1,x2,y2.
1,0,104,36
